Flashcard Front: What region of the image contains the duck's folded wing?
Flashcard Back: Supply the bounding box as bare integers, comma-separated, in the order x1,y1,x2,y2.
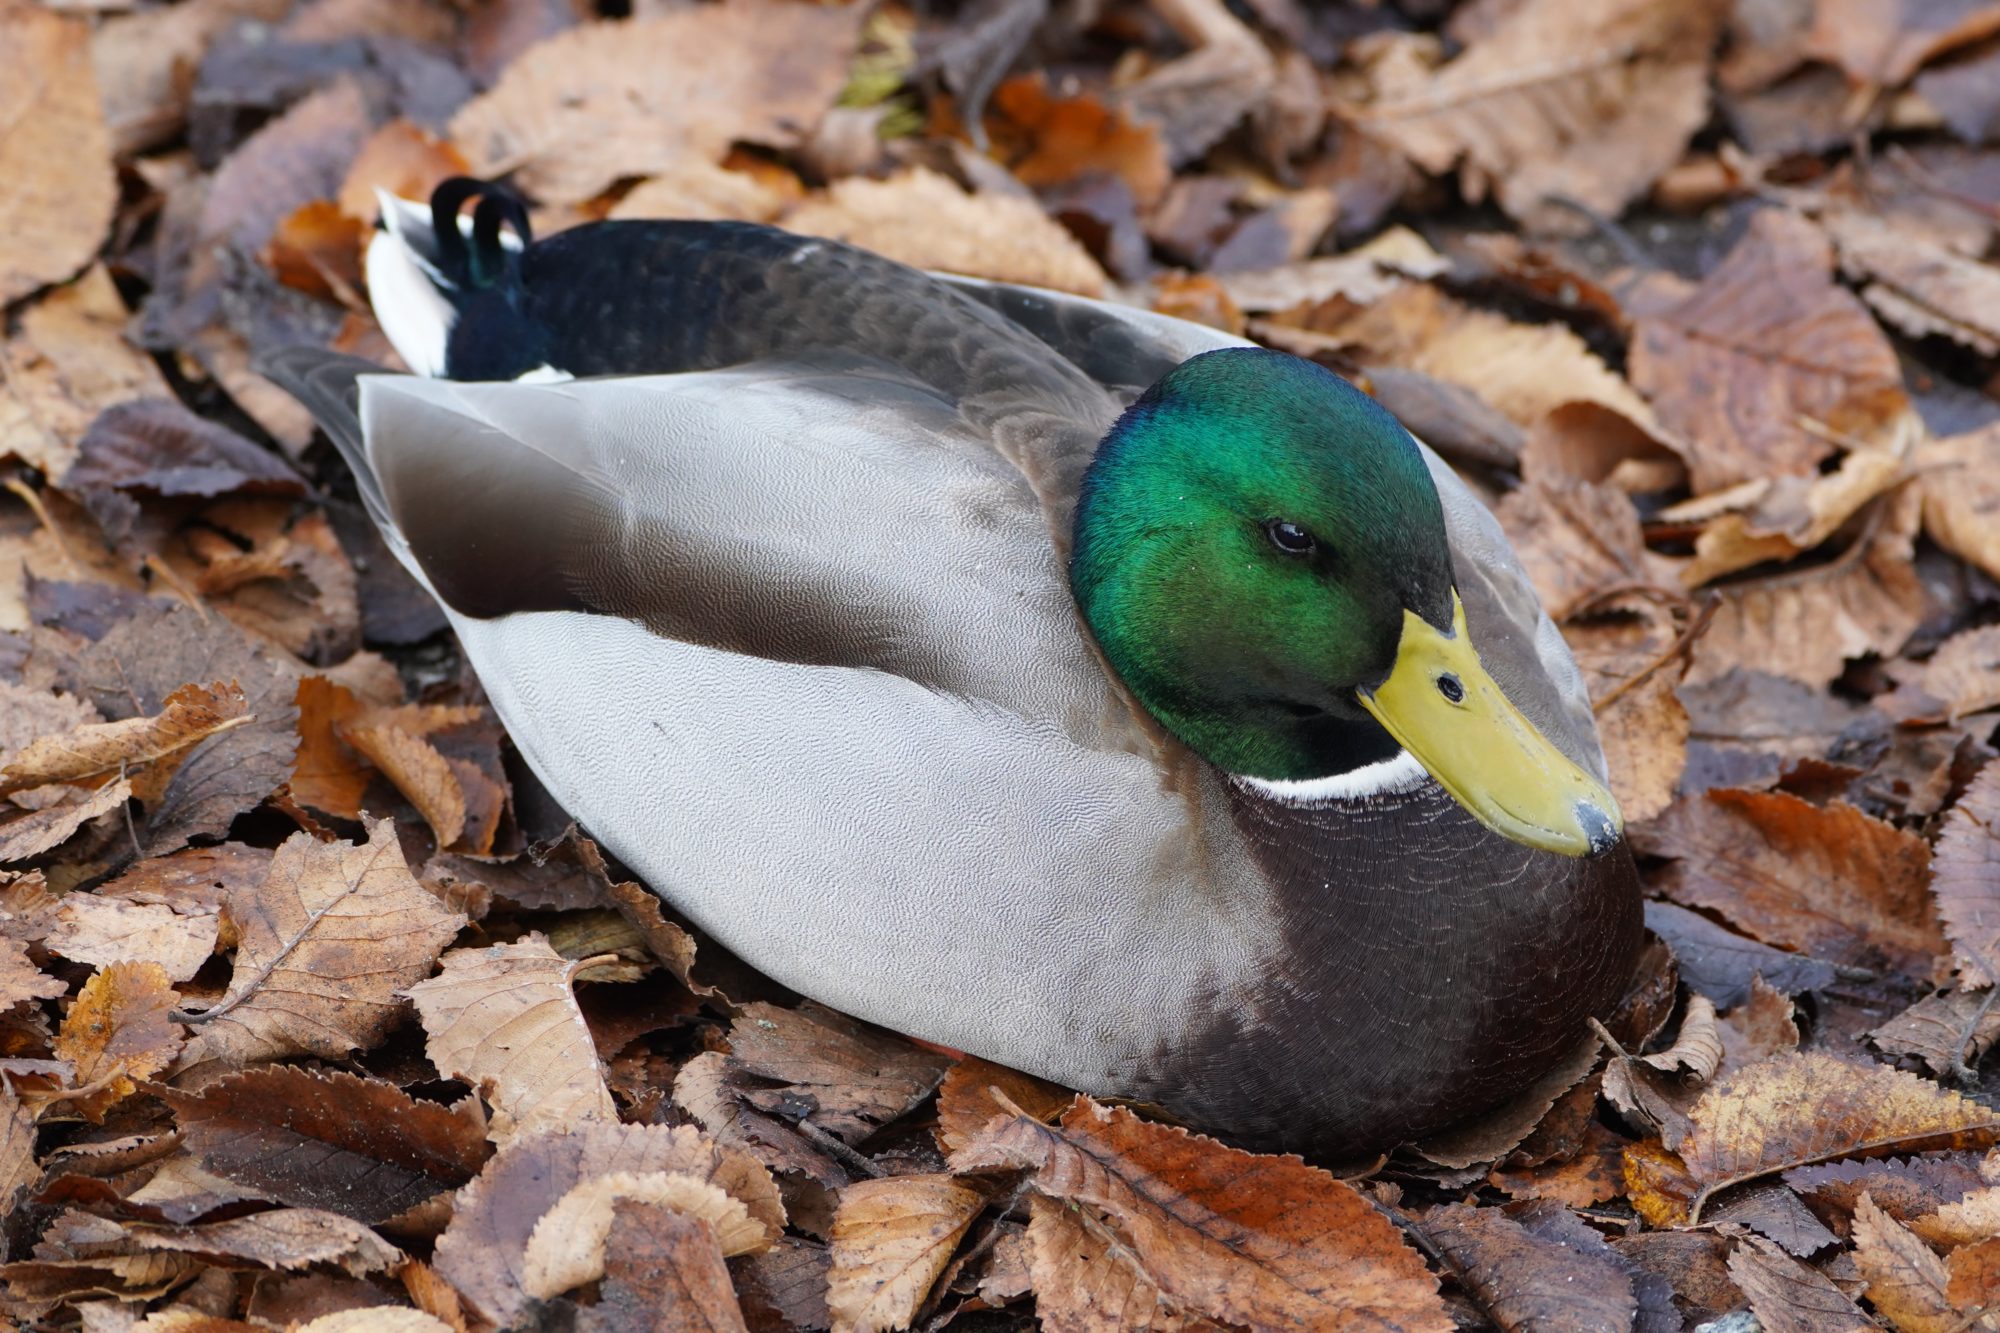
939,276,1607,780
278,352,1129,745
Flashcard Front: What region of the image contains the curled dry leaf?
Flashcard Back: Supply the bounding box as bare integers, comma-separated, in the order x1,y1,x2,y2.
403,933,615,1143
1807,0,2000,88
51,961,184,1123
1680,444,1911,588
449,1,865,206
433,1122,782,1327
1881,626,2000,726
0,8,116,307
1637,787,1940,972
46,895,218,985
0,1086,32,1215
1938,764,2000,984
1627,1052,2000,1227
179,822,466,1068
342,724,465,851
786,168,1106,298
827,1175,987,1333
1726,1233,1873,1333
1028,1194,1201,1333
1917,423,2000,584
521,1169,766,1301
84,1207,402,1278
935,1056,1075,1164
161,1066,488,1224
1630,209,1909,494
0,681,251,804
1425,1201,1638,1333
1564,599,1692,825
1353,0,1721,231
954,1098,1450,1331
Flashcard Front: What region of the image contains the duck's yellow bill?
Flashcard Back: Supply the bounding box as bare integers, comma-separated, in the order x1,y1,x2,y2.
1357,593,1622,859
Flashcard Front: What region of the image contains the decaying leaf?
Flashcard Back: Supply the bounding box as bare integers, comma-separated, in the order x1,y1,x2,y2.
1425,1201,1638,1332
522,1168,767,1300
179,821,465,1068
449,2,865,205
1917,423,2000,584
0,7,116,307
403,933,616,1142
827,1175,987,1333
1,934,67,1006
46,894,218,985
1853,1193,1992,1332
162,1066,488,1224
590,1200,754,1333
1727,1233,1873,1333
1640,786,1939,970
1869,988,2000,1080
935,1056,1075,1163
1937,763,2000,986
433,1122,782,1327
955,1098,1451,1331
1630,209,1910,494
1630,1052,2000,1226
1827,210,2000,357
786,169,1106,298
726,1003,952,1145
0,681,251,805
50,961,184,1122
1027,1194,1202,1333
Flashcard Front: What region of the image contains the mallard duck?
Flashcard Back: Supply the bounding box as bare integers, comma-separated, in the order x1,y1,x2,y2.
264,180,1641,1159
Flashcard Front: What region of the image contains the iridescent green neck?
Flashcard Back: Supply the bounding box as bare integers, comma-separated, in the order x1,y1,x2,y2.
1069,349,1454,781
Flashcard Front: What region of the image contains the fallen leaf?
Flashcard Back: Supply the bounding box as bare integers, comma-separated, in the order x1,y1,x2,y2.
1637,787,1941,971
1827,210,2000,357
732,1237,833,1333
46,896,218,986
179,822,465,1067
1630,209,1910,493
1489,1119,1636,1209
1881,626,2000,726
342,724,465,851
89,0,291,156
1727,1233,1873,1333
1681,443,1912,587
404,934,616,1142
1027,1194,1203,1333
786,168,1105,297
954,1098,1450,1331
0,778,133,865
0,266,173,479
1564,599,1693,823
1807,0,2000,87
1868,989,2000,1078
827,1175,986,1333
1639,1052,2000,1226
1948,1235,2000,1319
51,961,184,1123
337,121,470,223
1353,0,1722,231
433,1122,782,1327
1,1085,33,1214
83,1207,402,1278
162,1067,488,1224
1,681,251,804
587,1200,754,1333
1853,1192,1988,1332
935,1056,1075,1163
1425,1200,1638,1332
987,75,1173,209
0,7,117,307
522,1169,767,1300
725,1003,951,1145
1916,423,2000,585
449,2,865,206
1,935,67,1006
1938,764,2000,986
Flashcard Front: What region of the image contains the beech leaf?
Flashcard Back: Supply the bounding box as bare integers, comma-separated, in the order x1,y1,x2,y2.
826,1175,987,1333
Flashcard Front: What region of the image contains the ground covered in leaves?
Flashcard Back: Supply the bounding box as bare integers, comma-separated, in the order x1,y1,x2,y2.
3,0,2000,1329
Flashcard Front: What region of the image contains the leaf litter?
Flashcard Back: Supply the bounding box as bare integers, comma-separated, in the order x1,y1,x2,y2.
3,0,2000,1328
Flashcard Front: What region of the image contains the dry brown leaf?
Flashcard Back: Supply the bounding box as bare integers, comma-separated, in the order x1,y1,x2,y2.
521,1169,765,1300
0,8,116,307
1028,1195,1204,1333
1,934,67,1006
1853,1193,1992,1332
46,896,218,986
1638,787,1940,971
1949,1235,2000,1318
337,121,470,224
609,159,796,225
1882,626,2000,726
1869,989,2000,1078
1353,0,1722,231
588,1200,754,1333
1727,1234,1873,1333
954,1098,1450,1330
827,1175,987,1333
433,1122,782,1327
1681,444,1911,587
1917,423,2000,583
342,725,465,851
179,822,465,1068
296,1312,454,1333
1,1085,33,1215
1425,1201,1638,1332
1634,1052,2000,1226
89,0,290,156
988,75,1173,208
1827,210,2000,357
1807,0,2000,87
785,168,1106,298
403,933,616,1142
449,2,865,206
1937,763,2000,986
935,1055,1075,1163
51,961,184,1122
1494,480,1668,623
0,265,172,479
0,682,251,804
0,777,133,865
1630,209,1910,494
725,1002,951,1145
1488,1119,1634,1209
95,1208,402,1278
1564,601,1691,824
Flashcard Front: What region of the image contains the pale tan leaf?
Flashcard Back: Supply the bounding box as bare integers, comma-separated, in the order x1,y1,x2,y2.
1917,424,2000,584
1882,626,2000,727
0,266,170,480
1727,1234,1873,1333
1,934,67,1005
1853,1193,1983,1333
296,1312,454,1333
1028,1195,1204,1333
46,896,218,985
180,821,466,1068
340,725,465,851
403,934,615,1142
1,1085,34,1211
1564,600,1690,824
827,1175,987,1333
1828,211,2000,357
449,2,865,205
786,168,1106,298
0,682,251,800
521,1169,763,1301
1682,444,1911,586
51,961,184,1122
1938,764,2000,987
0,777,133,864
0,7,116,306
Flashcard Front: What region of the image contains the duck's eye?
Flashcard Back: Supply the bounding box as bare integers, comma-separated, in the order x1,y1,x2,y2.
1263,519,1317,556
1437,673,1465,704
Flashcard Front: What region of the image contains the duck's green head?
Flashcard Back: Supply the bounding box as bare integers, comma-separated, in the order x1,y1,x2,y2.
1071,347,1620,858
